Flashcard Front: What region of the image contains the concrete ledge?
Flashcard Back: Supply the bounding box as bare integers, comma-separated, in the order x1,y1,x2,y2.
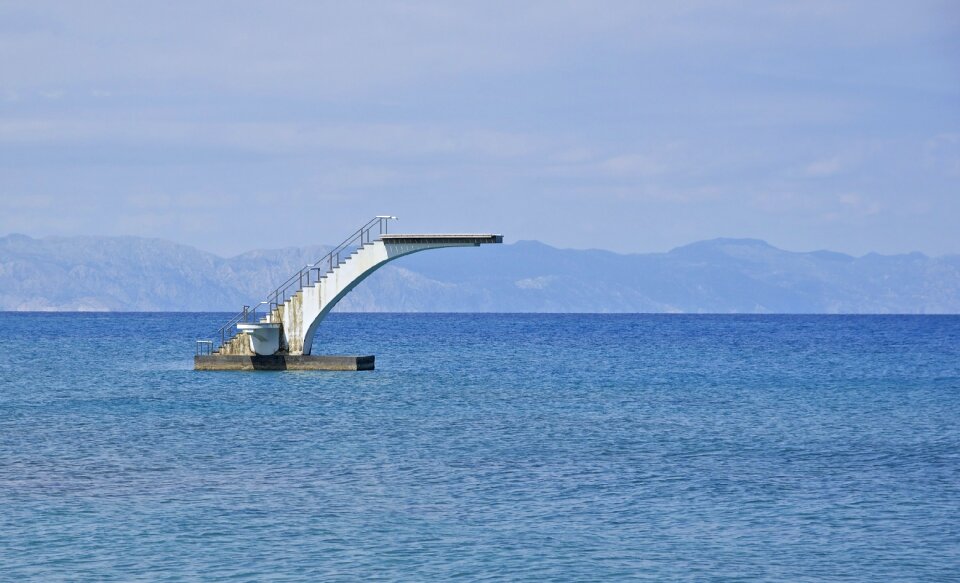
380,234,503,244
195,354,375,371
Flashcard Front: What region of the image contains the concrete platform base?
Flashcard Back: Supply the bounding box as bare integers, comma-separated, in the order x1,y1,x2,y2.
195,354,375,371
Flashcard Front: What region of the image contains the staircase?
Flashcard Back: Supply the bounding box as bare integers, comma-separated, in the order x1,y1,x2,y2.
204,216,397,356
197,216,502,357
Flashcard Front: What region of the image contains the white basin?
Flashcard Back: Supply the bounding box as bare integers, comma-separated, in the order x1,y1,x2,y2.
236,322,281,355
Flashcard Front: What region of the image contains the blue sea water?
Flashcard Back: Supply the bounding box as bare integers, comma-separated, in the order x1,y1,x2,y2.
0,313,958,581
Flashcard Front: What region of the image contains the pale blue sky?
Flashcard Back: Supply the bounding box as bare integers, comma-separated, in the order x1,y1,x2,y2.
1,1,958,256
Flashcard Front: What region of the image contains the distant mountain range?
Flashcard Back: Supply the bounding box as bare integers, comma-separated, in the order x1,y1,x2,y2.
1,233,958,313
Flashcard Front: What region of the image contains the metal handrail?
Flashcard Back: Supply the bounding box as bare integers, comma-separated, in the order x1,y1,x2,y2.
199,216,397,353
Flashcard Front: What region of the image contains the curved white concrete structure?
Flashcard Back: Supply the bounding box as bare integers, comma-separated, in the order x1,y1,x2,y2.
280,234,502,355
210,230,502,357
208,216,502,359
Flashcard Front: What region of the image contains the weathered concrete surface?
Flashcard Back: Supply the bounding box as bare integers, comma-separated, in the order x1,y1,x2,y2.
195,354,375,371
218,332,254,355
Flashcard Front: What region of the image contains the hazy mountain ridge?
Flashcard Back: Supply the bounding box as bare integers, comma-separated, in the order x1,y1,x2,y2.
1,234,957,313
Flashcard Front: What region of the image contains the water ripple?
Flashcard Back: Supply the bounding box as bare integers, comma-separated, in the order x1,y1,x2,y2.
0,313,958,580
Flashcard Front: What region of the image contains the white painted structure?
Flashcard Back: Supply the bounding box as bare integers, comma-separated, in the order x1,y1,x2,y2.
210,221,501,357
236,322,280,355
281,234,501,355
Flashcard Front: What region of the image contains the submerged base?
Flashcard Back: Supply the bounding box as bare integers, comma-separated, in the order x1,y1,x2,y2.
195,354,375,371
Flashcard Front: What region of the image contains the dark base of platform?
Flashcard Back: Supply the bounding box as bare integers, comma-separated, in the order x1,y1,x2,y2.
195,354,375,371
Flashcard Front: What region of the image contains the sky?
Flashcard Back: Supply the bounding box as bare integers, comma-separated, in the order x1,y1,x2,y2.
1,1,958,257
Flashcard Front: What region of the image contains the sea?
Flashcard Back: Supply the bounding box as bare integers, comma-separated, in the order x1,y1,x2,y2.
1,313,958,581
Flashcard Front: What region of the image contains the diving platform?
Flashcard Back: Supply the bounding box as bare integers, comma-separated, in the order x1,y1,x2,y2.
195,216,501,370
